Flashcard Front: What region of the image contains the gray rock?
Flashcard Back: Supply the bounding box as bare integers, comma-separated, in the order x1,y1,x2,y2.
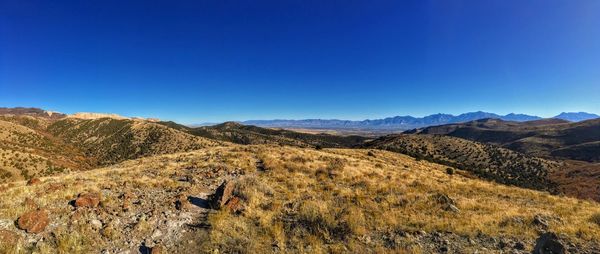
533,232,566,254
533,215,549,229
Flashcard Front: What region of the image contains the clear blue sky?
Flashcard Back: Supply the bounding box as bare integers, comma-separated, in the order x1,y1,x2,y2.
1,1,599,123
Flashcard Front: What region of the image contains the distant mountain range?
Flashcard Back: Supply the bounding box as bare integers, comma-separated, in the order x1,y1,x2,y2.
243,111,600,130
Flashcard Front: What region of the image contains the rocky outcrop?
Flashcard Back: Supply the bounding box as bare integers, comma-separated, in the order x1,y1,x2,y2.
17,209,49,233
209,180,244,213
74,192,101,208
533,232,566,254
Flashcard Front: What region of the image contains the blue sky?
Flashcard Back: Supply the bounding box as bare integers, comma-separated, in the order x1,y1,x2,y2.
1,0,599,123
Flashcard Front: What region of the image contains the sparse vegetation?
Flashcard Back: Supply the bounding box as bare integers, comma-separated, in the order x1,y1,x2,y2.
0,110,599,253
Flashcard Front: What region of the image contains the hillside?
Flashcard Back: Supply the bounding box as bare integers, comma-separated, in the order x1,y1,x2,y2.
0,114,223,183
0,145,598,253
363,134,560,192
46,118,223,166
160,121,368,148
0,118,92,182
411,118,600,162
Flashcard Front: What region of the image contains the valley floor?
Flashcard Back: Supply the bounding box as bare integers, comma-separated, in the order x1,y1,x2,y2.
0,145,599,253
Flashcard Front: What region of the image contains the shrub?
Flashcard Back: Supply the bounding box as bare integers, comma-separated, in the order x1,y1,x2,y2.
591,213,600,226
446,167,455,175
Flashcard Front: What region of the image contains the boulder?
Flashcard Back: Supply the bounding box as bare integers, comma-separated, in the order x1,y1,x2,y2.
433,193,459,213
209,180,236,209
17,209,49,233
533,232,566,254
209,180,244,213
74,192,101,208
224,196,244,213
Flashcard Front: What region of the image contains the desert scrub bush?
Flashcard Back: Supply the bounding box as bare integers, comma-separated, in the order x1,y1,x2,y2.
0,168,11,180
294,199,351,240
591,213,600,226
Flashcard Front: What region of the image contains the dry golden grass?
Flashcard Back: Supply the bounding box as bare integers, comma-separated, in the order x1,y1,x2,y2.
199,146,600,253
0,145,598,253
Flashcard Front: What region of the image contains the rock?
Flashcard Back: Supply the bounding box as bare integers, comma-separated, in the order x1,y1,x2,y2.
27,178,41,186
17,209,49,233
151,229,163,240
224,196,244,213
434,193,456,206
533,214,549,229
209,180,237,209
533,232,566,254
74,192,101,208
90,219,103,230
446,204,460,213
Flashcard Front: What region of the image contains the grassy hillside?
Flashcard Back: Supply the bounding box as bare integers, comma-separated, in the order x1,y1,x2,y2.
0,115,225,183
47,118,223,166
0,145,598,253
0,119,92,182
411,118,600,162
363,134,560,193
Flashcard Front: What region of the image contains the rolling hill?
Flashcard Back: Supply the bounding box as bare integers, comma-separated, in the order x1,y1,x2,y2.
0,113,222,182
363,134,560,192
410,118,600,162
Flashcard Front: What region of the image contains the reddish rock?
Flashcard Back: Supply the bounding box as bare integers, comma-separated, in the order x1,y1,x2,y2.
224,196,244,213
0,229,21,245
27,178,41,186
209,180,244,213
74,192,101,208
209,180,237,209
17,209,49,233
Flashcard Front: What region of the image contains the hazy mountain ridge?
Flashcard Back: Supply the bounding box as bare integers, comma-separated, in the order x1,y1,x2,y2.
243,111,599,130
554,112,600,122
